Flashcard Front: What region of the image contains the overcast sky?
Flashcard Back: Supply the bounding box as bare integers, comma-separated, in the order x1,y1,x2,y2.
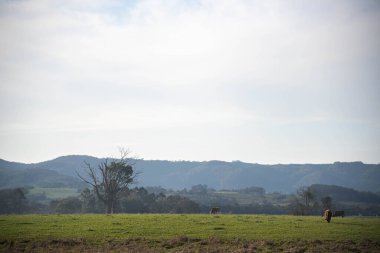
0,0,379,164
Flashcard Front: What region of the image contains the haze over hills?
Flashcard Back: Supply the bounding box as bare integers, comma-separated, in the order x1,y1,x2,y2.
0,156,379,193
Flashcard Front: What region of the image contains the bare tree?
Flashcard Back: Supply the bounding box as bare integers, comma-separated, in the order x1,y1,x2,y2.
296,186,315,215
77,149,138,214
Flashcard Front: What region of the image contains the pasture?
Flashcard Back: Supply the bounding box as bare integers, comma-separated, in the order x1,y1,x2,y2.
27,187,80,200
1,214,380,252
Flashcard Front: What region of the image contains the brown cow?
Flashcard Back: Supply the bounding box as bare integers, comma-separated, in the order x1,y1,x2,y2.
324,209,332,223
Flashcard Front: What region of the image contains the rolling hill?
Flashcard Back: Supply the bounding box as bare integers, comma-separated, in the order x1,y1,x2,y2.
0,156,379,193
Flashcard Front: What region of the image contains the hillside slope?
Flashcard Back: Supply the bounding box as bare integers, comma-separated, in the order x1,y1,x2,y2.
1,156,379,192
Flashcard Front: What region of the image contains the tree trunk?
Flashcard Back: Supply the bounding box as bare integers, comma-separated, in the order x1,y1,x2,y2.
106,199,115,214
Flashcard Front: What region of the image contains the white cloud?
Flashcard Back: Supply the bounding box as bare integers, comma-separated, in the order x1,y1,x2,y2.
0,0,379,163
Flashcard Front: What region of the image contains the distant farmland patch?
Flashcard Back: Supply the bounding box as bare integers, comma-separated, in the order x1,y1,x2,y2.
27,187,80,200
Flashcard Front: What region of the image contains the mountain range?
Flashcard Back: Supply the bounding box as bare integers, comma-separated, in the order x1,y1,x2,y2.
1,156,379,193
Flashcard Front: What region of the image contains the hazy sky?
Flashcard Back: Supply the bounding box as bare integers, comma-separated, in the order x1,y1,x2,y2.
1,0,379,164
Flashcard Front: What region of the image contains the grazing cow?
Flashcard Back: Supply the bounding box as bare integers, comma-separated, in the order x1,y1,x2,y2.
210,207,220,214
324,209,332,223
334,211,345,217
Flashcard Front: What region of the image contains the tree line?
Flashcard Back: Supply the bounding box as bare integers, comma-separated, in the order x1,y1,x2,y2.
0,187,201,214
2,183,380,216
1,150,380,215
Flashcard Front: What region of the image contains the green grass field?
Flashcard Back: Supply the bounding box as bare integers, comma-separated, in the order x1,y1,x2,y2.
1,214,380,252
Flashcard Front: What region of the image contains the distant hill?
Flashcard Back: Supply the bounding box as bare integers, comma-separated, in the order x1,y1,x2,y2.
134,160,380,193
0,156,379,193
309,184,380,203
0,167,83,189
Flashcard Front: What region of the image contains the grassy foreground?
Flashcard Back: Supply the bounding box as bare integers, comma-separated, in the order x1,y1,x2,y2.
1,214,380,252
